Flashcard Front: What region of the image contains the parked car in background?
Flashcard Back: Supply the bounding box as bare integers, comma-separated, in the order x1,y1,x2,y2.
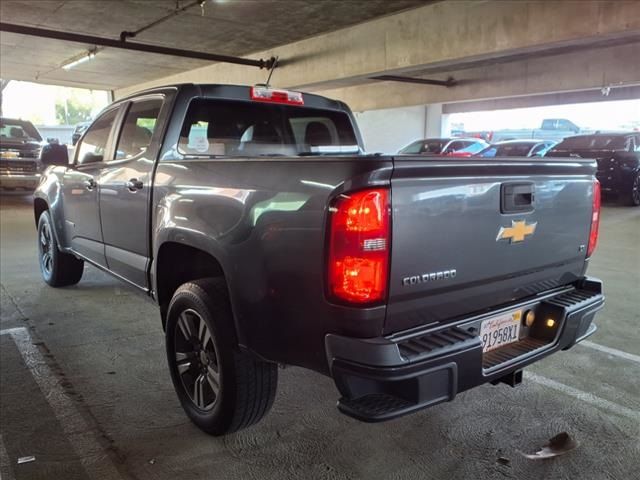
546,133,640,206
475,140,556,158
398,137,488,155
460,118,582,143
0,117,44,191
447,140,495,157
71,121,91,146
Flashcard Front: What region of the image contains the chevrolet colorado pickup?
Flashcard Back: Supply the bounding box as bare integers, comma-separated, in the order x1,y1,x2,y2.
34,84,605,435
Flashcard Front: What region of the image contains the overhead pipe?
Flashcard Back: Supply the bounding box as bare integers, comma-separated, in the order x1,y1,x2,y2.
119,0,203,42
370,75,457,87
0,22,277,70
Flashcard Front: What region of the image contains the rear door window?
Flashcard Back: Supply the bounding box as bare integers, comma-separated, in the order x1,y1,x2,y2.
114,99,163,160
178,99,359,157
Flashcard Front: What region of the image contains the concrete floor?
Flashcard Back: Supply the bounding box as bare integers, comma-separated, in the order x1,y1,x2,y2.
1,193,638,480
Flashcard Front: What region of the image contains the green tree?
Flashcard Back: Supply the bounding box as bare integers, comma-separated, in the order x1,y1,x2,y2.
55,96,93,125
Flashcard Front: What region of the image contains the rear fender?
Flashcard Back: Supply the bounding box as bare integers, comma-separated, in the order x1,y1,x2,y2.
152,227,248,343
33,167,67,250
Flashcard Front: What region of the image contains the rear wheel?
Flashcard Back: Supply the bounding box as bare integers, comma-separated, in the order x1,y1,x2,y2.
165,278,277,435
623,172,640,206
37,210,84,287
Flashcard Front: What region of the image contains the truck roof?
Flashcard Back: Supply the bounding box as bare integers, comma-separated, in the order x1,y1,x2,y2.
116,83,349,112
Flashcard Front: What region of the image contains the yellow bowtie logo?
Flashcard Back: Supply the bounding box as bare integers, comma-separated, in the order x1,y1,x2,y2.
496,220,537,243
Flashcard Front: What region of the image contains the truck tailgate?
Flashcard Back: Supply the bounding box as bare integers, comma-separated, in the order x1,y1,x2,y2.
385,156,597,334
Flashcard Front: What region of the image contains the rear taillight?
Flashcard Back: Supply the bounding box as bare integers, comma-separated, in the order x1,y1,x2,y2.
587,179,601,257
327,188,390,305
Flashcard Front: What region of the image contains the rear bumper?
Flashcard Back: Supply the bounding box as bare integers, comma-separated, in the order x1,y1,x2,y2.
0,173,41,190
325,277,604,422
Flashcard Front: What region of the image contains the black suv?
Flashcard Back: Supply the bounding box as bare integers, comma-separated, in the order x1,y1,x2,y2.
547,133,640,206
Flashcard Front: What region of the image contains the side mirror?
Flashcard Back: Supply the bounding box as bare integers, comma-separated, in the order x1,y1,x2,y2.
82,152,103,164
40,143,69,166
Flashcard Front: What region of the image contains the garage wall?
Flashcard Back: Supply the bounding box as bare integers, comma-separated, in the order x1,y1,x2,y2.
353,105,427,154
318,42,640,112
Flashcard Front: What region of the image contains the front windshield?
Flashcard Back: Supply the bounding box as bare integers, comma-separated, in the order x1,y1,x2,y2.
178,99,360,156
0,119,42,142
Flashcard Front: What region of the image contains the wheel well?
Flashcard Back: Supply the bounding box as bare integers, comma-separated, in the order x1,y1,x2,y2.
34,198,48,226
155,242,226,327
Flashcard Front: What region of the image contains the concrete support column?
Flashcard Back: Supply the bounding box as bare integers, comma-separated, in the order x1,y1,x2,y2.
353,105,426,154
425,103,443,137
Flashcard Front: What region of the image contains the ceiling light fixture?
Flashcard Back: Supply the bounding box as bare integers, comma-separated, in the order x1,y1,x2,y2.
61,49,98,71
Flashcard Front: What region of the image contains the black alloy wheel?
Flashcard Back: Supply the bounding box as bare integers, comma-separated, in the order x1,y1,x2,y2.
174,308,221,411
631,173,640,206
39,220,54,276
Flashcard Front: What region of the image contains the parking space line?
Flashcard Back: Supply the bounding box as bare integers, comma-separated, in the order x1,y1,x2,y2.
0,328,123,480
0,434,15,480
527,372,640,421
579,341,640,365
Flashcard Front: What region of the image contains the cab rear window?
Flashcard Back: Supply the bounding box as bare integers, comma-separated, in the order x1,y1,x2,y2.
178,99,359,157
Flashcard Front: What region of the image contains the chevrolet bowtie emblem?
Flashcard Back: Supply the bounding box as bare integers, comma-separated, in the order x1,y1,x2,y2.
496,220,537,243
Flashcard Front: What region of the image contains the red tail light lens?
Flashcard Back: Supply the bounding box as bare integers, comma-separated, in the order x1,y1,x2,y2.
250,86,304,105
587,179,601,257
327,188,390,305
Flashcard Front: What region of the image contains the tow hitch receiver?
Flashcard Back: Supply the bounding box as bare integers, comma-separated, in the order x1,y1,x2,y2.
491,369,523,388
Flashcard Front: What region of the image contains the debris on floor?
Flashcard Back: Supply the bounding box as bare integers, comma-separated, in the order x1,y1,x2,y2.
17,455,36,464
520,432,578,460
149,458,156,465
496,456,510,465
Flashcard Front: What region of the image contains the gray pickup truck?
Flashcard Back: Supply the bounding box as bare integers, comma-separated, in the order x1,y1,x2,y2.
34,84,605,436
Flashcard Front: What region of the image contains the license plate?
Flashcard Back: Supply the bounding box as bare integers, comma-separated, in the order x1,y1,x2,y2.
480,310,522,353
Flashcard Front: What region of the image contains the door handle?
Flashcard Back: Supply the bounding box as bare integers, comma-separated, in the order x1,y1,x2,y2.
126,178,144,192
84,178,97,190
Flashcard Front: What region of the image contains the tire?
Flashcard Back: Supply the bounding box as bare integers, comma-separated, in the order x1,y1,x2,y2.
165,278,278,435
37,210,84,287
622,172,640,206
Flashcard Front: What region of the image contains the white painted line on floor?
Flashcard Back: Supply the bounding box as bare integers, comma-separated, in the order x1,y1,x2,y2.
579,340,640,365
528,372,640,421
0,328,122,480
0,434,15,480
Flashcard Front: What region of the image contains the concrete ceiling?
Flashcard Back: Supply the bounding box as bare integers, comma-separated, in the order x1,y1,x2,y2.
0,0,429,91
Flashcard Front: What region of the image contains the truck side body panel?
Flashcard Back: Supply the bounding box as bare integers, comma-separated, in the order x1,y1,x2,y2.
152,156,392,373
